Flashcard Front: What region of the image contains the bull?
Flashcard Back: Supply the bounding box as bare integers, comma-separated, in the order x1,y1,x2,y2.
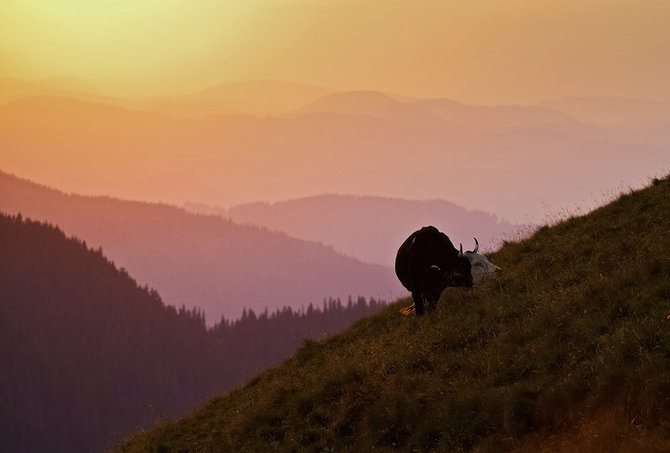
395,226,500,315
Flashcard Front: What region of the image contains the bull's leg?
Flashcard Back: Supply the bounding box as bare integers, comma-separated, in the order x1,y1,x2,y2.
412,291,425,316
427,293,439,313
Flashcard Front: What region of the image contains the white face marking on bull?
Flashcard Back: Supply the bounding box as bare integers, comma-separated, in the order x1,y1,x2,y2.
464,252,501,285
460,238,501,285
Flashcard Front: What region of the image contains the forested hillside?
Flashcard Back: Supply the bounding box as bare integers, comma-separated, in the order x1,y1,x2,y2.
0,212,386,452
120,175,670,452
0,213,220,452
0,170,400,322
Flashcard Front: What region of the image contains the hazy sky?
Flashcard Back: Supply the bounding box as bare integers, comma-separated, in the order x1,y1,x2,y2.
2,0,670,103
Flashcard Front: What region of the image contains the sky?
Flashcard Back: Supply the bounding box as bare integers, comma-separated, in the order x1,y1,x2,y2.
2,0,670,104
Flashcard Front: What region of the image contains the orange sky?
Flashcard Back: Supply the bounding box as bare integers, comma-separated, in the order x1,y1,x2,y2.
2,0,669,103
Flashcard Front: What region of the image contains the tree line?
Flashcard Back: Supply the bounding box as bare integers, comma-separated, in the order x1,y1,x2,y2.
0,212,386,453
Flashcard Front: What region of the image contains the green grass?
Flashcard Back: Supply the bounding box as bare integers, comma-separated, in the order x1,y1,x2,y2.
118,175,670,452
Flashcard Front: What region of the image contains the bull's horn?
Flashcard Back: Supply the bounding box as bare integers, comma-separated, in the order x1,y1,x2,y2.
459,243,464,257
472,237,479,253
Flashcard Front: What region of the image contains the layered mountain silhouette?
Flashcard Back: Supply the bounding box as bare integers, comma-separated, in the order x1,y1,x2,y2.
542,96,670,126
291,91,584,134
0,77,333,117
0,76,100,104
292,90,401,116
172,79,334,116
0,171,400,322
187,194,516,266
2,87,667,222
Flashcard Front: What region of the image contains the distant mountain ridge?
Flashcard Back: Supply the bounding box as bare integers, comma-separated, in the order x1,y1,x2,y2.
0,171,401,322
542,96,670,125
187,194,517,266
0,76,100,103
2,82,669,222
292,90,587,134
143,80,334,117
292,90,401,116
0,77,132,109
0,77,334,117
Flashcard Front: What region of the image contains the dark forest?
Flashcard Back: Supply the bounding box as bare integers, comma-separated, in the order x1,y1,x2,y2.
0,212,386,452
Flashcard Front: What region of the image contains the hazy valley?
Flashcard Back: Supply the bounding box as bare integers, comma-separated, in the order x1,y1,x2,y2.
0,171,400,322
2,78,668,224
187,194,516,266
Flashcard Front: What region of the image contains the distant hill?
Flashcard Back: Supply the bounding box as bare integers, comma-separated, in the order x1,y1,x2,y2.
2,94,668,222
198,194,517,266
542,96,670,126
291,90,401,116
0,171,401,322
293,91,586,134
0,77,138,111
541,96,670,149
0,76,100,104
119,175,670,452
0,212,389,453
0,77,332,117
412,98,588,133
0,212,224,453
141,80,334,117
185,79,333,115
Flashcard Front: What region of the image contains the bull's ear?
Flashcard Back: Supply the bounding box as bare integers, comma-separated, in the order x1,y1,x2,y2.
459,243,463,258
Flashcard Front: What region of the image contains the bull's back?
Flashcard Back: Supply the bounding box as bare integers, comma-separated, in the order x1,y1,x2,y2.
395,229,420,290
395,226,456,292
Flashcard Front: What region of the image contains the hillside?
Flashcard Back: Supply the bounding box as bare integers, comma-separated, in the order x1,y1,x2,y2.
0,212,225,453
119,174,670,452
0,212,390,452
0,171,399,322
218,194,516,266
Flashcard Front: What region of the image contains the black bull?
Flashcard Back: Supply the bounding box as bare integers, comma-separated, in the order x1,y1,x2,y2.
395,226,472,315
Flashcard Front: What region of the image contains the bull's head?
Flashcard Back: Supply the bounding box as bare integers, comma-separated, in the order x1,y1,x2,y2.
441,248,474,288
459,238,501,285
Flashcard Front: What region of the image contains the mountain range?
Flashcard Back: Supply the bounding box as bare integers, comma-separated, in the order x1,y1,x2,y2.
186,194,516,266
0,171,400,322
2,78,668,223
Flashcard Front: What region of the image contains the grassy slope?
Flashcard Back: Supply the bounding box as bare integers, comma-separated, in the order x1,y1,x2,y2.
119,176,670,452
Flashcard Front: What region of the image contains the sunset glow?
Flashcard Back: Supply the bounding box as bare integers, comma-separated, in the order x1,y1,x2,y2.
2,0,669,102
3,3,670,451
2,0,670,222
